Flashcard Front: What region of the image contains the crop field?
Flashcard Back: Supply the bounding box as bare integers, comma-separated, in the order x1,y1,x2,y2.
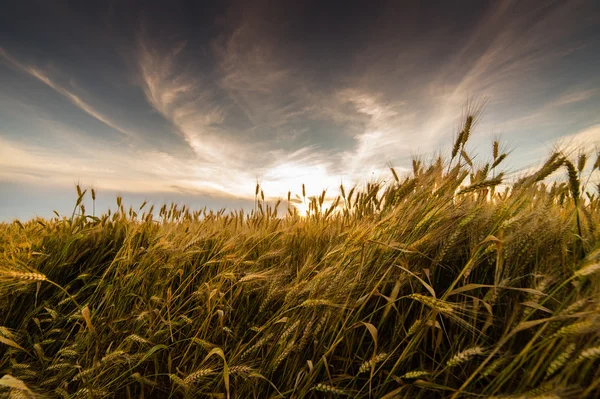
1,116,599,398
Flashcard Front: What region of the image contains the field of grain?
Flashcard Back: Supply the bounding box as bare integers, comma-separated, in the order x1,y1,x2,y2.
1,116,599,398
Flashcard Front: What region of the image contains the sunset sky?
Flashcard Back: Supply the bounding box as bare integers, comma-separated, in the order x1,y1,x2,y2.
1,0,599,220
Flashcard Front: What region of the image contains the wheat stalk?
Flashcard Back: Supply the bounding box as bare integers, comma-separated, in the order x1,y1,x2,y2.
100,350,127,365
241,333,273,360
574,262,600,277
407,319,423,336
272,341,295,370
56,348,78,358
401,370,429,379
228,365,253,377
299,299,336,308
480,357,505,379
408,294,454,314
46,363,74,371
575,346,600,364
125,334,150,344
312,383,347,395
1,271,47,282
298,317,315,350
183,368,216,385
457,175,504,195
546,343,576,377
358,352,388,374
169,374,185,388
446,347,484,367
73,388,109,398
279,320,300,342
492,153,507,169
553,319,596,337
0,327,17,340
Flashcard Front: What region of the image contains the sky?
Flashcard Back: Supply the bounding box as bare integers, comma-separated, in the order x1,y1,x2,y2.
1,0,600,221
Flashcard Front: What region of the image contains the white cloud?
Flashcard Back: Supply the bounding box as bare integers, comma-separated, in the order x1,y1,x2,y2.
558,125,600,151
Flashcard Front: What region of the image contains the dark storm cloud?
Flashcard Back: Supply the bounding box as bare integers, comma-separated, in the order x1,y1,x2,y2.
1,0,599,220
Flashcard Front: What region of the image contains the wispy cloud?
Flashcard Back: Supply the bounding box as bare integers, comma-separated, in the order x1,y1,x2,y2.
0,48,137,139
547,89,597,108
136,31,264,169
135,23,357,199
213,19,305,130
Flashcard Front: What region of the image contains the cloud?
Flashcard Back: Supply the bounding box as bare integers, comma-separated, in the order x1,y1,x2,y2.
0,48,137,139
352,0,596,147
332,90,417,176
0,132,247,197
212,19,305,130
444,1,587,92
134,22,360,200
547,89,598,108
136,31,264,169
558,125,600,151
213,17,418,189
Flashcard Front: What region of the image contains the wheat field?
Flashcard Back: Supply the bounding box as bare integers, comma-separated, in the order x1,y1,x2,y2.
1,116,599,398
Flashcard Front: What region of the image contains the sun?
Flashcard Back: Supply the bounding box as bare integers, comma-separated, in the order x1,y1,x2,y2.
293,201,310,217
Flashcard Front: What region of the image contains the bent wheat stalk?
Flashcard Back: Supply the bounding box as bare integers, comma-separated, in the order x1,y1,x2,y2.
0,267,81,309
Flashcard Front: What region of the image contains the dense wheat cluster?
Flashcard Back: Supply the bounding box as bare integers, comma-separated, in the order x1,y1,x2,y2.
1,116,599,398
